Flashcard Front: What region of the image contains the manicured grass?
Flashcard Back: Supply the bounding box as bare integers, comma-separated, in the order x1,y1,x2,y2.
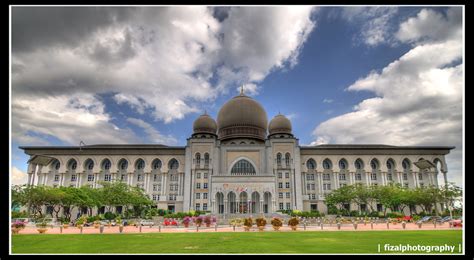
12,230,462,254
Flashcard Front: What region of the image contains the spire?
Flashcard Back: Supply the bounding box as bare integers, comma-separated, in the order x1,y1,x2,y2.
240,84,244,95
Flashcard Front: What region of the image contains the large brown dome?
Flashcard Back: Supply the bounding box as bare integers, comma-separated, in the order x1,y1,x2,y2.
268,114,292,136
217,93,268,141
193,113,217,135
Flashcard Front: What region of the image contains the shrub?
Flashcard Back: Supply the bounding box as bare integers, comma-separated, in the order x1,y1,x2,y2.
256,217,267,227
243,218,253,227
36,222,48,228
182,216,192,225
288,217,299,226
12,220,26,229
12,211,29,219
104,212,116,220
270,218,283,227
386,212,404,218
195,216,203,225
204,215,212,225
229,218,243,226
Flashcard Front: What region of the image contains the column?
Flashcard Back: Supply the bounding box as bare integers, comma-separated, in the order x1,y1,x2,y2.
60,173,65,187
77,173,82,187
366,171,370,186
412,171,418,188
317,172,322,195
177,173,181,195
442,170,448,188
161,174,165,195
224,199,228,214
381,172,386,186
27,173,32,186
259,200,263,214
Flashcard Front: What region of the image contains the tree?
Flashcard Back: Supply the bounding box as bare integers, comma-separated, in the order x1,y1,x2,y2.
325,185,354,211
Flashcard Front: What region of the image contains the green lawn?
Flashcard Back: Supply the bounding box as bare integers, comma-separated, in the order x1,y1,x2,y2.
12,230,462,254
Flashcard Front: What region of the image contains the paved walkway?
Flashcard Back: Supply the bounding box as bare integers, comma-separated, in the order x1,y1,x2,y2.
13,223,460,235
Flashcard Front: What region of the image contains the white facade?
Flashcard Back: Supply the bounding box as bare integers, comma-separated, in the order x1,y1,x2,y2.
20,95,453,215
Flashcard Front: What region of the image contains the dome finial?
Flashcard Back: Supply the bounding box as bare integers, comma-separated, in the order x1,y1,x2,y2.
240,84,244,95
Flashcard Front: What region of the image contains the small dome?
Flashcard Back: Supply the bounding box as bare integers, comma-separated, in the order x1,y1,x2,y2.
268,114,292,136
193,113,217,135
217,93,268,141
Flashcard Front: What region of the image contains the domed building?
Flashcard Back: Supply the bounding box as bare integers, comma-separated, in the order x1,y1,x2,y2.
20,88,454,216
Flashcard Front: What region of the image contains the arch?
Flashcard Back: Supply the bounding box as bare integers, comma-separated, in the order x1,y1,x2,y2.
204,153,210,166
285,153,291,167
168,158,179,170
227,192,237,214
402,158,412,171
386,158,396,171
216,192,224,214
195,153,201,167
323,158,333,170
50,159,61,171
251,191,260,213
276,153,282,166
230,159,256,175
433,158,444,172
101,158,112,171
370,158,380,170
151,158,162,170
306,158,316,170
84,158,95,171
67,158,77,171
240,141,246,144
118,158,129,171
354,158,364,170
338,158,348,170
135,158,145,170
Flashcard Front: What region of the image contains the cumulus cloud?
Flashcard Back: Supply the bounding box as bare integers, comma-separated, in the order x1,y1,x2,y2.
12,93,140,145
312,8,463,185
340,6,398,46
12,6,317,145
11,167,28,185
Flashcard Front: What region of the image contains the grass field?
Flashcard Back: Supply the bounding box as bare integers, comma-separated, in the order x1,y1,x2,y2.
12,230,462,254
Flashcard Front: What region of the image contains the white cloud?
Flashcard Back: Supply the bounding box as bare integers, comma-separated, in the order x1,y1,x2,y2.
341,6,398,46
12,93,141,145
235,83,260,96
12,7,317,145
323,98,333,103
11,167,28,185
312,8,463,186
396,8,462,44
126,117,178,145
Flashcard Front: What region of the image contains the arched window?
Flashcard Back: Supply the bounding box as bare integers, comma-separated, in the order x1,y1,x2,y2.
195,153,201,167
285,153,291,167
85,159,94,171
135,159,145,170
231,159,256,175
118,159,128,171
306,159,316,170
370,159,379,170
276,153,282,166
355,159,364,170
101,159,111,170
402,159,411,171
339,159,347,170
152,159,162,170
204,153,210,166
323,159,332,170
67,159,77,171
51,159,60,170
169,159,179,170
386,159,395,171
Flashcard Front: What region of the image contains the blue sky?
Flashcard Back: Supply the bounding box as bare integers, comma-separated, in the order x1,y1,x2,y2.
11,6,463,186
